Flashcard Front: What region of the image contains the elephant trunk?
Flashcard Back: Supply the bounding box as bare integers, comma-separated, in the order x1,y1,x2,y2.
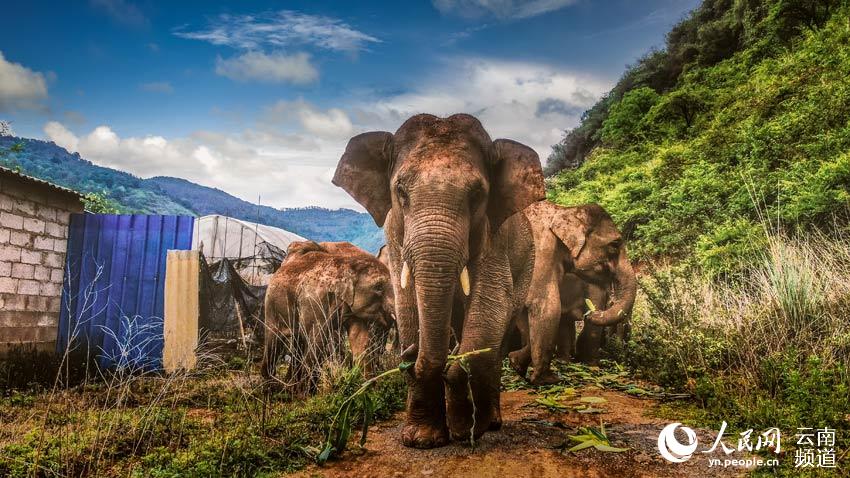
406,213,466,381
587,248,636,327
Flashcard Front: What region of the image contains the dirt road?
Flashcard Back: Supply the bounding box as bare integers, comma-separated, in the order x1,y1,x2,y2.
293,386,747,478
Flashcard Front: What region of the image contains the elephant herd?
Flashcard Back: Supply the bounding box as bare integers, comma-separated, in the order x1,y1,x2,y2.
261,113,636,449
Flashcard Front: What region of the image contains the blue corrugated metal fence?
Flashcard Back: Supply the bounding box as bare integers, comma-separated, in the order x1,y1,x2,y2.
57,214,194,371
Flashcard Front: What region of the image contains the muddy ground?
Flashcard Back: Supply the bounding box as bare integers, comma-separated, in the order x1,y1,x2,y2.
292,386,751,478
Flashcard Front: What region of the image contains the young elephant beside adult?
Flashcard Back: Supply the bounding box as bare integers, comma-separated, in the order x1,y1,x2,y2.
333,113,545,448
509,202,637,384
261,240,394,393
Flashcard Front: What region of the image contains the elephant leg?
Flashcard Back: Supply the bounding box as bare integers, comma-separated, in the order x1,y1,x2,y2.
555,310,579,361
507,309,531,378
261,329,281,382
527,283,562,385
576,323,603,364
445,278,512,441
445,349,502,442
576,287,608,364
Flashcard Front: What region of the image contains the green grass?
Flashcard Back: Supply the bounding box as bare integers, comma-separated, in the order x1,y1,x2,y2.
549,4,850,278
603,231,850,474
0,361,406,477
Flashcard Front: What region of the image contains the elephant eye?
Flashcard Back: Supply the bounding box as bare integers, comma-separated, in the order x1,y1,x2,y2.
395,184,409,207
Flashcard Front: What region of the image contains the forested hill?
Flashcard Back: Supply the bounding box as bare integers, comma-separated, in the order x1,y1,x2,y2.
0,136,383,252
546,0,850,276
146,177,383,251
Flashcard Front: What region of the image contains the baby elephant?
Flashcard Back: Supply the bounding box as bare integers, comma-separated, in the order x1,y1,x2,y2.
509,201,636,384
261,240,394,393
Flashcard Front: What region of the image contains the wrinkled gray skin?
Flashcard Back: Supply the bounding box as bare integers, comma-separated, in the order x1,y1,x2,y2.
508,202,637,383
262,241,394,393
333,114,545,448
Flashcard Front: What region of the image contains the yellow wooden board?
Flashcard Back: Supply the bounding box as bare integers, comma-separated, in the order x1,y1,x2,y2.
163,250,200,373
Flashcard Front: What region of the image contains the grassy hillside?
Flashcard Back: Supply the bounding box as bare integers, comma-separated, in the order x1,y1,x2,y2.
0,137,383,251
547,0,849,276
0,137,193,215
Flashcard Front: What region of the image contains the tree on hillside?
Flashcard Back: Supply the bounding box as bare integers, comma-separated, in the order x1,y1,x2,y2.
0,121,13,137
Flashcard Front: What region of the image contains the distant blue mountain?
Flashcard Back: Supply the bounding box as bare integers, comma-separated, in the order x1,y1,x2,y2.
0,136,383,252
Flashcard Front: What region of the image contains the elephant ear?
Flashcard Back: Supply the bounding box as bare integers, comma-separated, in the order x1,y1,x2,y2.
488,139,546,228
333,131,394,227
332,272,357,320
286,240,325,258
551,208,590,261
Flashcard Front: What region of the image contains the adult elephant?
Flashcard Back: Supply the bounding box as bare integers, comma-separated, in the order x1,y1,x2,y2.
261,240,394,393
333,114,545,448
508,202,636,383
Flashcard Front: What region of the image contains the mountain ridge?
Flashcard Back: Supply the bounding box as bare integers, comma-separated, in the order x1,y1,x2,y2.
0,135,383,252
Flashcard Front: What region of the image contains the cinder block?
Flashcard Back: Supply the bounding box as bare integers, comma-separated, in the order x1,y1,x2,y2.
0,292,27,311
33,265,50,281
14,199,36,216
20,249,41,265
11,263,34,280
0,325,57,343
33,236,54,251
50,268,64,283
0,212,23,229
40,282,62,297
53,239,67,253
23,217,45,234
36,205,57,222
0,261,10,277
0,245,21,262
0,277,17,294
17,279,41,295
47,297,62,313
55,212,71,226
44,252,63,268
37,313,56,327
45,222,65,239
0,229,9,243
0,310,39,328
0,195,13,212
10,230,31,247
27,295,50,312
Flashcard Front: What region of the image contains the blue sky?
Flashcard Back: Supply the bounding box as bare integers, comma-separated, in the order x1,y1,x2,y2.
0,0,699,209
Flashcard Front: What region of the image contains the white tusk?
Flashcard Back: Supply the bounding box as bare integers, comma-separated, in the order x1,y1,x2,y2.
460,266,470,296
400,261,410,289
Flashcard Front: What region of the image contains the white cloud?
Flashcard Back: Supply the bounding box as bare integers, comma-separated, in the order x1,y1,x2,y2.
42,117,357,210
215,51,318,84
0,51,49,112
264,99,353,139
432,0,579,19
140,81,174,93
41,57,607,211
45,122,78,151
174,10,380,53
358,57,610,159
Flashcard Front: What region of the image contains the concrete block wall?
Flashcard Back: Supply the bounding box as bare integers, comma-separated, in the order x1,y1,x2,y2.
0,175,83,353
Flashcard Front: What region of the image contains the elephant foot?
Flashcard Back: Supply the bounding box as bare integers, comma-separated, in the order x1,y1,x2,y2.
508,350,529,378
530,369,561,386
401,422,449,449
447,407,492,443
